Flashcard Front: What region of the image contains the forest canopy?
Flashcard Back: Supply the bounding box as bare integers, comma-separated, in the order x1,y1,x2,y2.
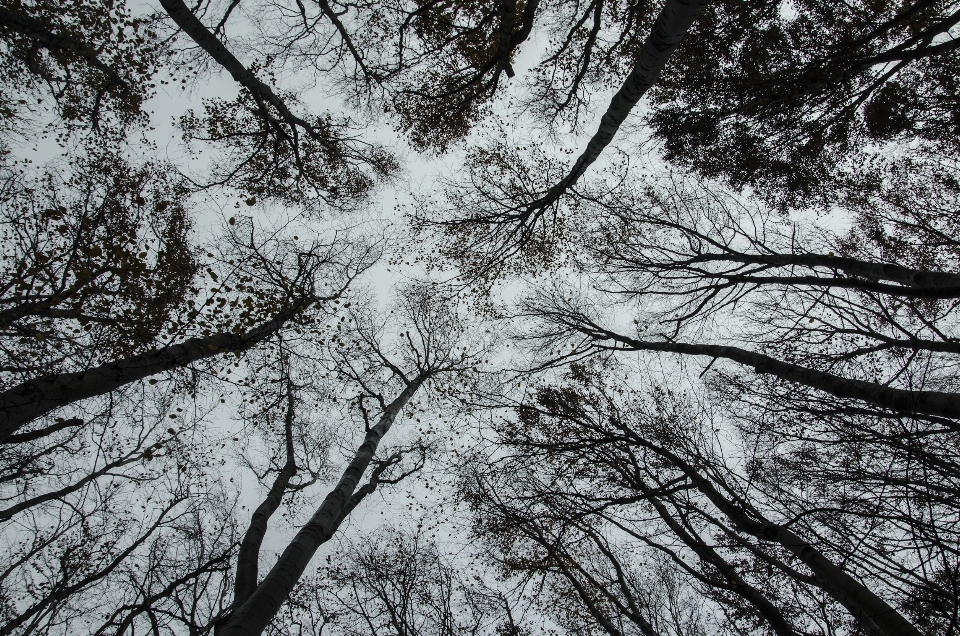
0,0,958,635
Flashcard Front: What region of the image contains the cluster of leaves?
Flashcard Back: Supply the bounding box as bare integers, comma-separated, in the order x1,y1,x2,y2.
0,0,163,137
0,148,198,375
648,0,960,203
180,90,397,208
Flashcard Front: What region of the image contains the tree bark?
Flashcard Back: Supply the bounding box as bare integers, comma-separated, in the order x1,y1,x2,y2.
531,0,710,209
218,375,427,636
1,417,83,444
642,494,798,636
0,304,306,442
231,386,297,609
579,329,960,424
701,252,960,297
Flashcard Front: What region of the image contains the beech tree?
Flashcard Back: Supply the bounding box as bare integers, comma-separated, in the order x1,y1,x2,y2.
419,0,711,272
476,155,960,635
4,0,960,633
463,362,943,635
0,381,240,636
216,284,492,636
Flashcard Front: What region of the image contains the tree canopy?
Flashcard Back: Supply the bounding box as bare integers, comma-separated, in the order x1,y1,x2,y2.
1,0,958,635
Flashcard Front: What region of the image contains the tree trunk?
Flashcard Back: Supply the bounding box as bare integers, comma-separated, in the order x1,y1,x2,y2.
589,332,960,424
705,252,960,297
158,0,327,143
218,375,426,636
640,486,798,636
0,305,304,442
532,0,710,209
231,386,298,609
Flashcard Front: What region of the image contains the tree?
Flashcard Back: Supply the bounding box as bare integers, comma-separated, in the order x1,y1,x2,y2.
161,0,397,209
418,0,710,274
238,0,662,153
0,201,377,634
0,383,239,636
505,159,960,423
484,159,960,634
0,203,379,440
217,283,492,636
284,526,521,636
463,361,940,635
6,0,960,634
0,148,197,376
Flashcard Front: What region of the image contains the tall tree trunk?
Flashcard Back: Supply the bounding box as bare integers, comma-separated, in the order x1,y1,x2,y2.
700,251,960,297
642,493,799,636
218,375,427,636
531,0,710,210
0,304,305,442
579,328,960,424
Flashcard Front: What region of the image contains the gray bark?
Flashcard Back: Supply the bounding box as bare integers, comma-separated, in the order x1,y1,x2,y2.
531,0,710,209
218,375,427,636
1,417,83,444
642,494,798,636
589,334,960,425
703,252,960,298
0,304,306,442
231,386,297,609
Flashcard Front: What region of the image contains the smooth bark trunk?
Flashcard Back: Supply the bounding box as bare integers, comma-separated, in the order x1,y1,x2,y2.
0,305,304,442
705,252,960,297
218,376,426,636
707,274,960,299
1,417,83,444
592,333,960,425
643,494,797,636
158,0,328,143
531,0,710,209
231,387,297,609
